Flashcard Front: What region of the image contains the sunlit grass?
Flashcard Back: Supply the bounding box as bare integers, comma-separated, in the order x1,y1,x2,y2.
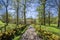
33,24,60,36
0,21,5,27
41,25,60,36
13,36,20,40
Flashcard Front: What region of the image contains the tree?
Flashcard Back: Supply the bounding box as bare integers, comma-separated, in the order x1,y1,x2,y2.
23,0,27,25
12,0,21,26
55,0,60,27
37,5,43,25
37,5,44,30
1,13,12,23
40,0,47,25
48,11,50,26
58,0,60,27
0,0,9,31
37,0,47,25
16,0,20,26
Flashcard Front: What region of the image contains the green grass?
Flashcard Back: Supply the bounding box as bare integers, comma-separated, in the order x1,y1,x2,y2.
13,36,20,40
0,21,24,31
0,21,5,27
13,25,28,40
34,24,60,36
0,20,28,40
41,25,60,36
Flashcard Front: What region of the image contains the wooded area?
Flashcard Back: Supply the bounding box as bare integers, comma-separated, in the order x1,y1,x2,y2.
0,0,60,40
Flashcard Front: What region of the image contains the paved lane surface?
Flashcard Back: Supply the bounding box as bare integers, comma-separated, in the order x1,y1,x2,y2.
21,25,42,40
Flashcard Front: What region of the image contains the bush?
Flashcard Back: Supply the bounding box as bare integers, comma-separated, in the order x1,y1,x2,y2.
37,28,60,40
0,21,4,26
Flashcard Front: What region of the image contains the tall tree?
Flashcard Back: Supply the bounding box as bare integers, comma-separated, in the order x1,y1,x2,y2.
55,0,60,27
40,0,47,25
47,2,51,26
58,0,60,27
37,5,43,25
16,0,19,26
23,0,26,25
12,0,21,26
1,13,12,23
48,11,50,26
0,0,9,31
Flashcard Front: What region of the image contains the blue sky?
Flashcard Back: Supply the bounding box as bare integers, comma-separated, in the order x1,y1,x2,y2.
0,0,58,18
26,1,39,18
0,0,39,18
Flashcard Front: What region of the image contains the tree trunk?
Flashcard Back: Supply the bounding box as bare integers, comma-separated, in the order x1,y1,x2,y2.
58,6,60,27
16,6,19,26
5,6,8,32
23,0,26,25
43,3,46,25
16,1,19,26
6,7,8,25
48,12,50,26
24,7,26,25
16,8,19,26
4,0,8,32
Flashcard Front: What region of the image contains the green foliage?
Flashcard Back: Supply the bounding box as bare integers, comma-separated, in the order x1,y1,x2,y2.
41,26,60,36
13,36,20,40
0,21,5,27
0,21,3,24
0,24,27,40
1,13,12,23
37,5,44,14
35,25,60,36
33,24,60,40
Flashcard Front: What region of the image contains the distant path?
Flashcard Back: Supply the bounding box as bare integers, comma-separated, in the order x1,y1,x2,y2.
20,25,42,40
